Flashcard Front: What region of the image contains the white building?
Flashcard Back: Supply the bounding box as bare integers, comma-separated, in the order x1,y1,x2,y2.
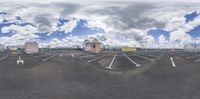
0,44,5,52
24,42,39,54
183,43,200,53
83,39,102,53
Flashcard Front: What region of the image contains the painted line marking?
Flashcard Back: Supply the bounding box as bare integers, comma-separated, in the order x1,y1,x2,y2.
130,53,154,62
186,54,200,59
106,53,117,69
71,53,74,58
0,55,8,61
88,53,112,63
123,53,141,67
42,54,58,62
170,57,176,67
17,56,24,65
71,53,75,62
59,53,63,57
195,59,200,62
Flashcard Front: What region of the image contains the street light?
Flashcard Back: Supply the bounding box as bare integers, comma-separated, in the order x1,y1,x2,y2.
193,38,200,54
142,38,148,53
36,37,45,53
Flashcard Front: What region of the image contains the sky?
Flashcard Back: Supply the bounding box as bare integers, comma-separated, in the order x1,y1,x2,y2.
0,0,200,48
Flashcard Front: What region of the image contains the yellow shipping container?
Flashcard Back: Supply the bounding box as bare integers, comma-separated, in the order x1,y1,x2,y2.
121,46,137,52
10,48,17,51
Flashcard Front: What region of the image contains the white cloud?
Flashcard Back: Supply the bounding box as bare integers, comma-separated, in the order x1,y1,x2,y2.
158,34,168,46
0,1,200,48
1,24,38,45
0,0,200,3
59,18,78,33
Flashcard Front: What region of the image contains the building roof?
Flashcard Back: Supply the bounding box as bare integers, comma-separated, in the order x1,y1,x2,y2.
25,41,38,44
83,38,101,44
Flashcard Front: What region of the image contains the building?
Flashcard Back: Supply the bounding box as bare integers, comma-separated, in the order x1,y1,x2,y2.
0,44,5,52
24,42,39,54
83,39,102,53
183,43,200,53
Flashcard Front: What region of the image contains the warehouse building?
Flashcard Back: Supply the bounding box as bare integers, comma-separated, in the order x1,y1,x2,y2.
0,44,5,52
24,42,39,54
83,39,102,53
183,43,200,53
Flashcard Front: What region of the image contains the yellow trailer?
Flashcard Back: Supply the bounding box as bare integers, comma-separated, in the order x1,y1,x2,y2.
10,48,17,51
121,46,137,52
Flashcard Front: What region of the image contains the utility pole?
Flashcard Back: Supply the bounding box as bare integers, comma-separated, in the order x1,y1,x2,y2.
194,38,200,54
38,37,45,53
195,38,197,54
145,39,148,53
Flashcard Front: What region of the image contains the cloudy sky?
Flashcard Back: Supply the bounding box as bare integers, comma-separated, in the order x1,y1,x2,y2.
0,0,200,48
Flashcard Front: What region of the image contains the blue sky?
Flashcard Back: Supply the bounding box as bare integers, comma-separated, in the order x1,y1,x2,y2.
36,19,104,43
147,11,200,44
0,11,198,42
0,1,200,48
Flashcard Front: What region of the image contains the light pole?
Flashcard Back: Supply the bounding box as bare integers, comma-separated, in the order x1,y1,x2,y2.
143,38,148,53
18,38,25,51
37,37,45,53
194,38,200,54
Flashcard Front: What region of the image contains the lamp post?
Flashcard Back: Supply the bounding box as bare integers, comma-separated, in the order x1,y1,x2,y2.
18,38,25,51
194,38,200,54
37,37,45,53
143,38,148,53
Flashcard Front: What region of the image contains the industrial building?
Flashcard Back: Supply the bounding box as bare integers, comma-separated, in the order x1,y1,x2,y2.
24,42,39,54
83,39,102,53
0,44,5,52
183,43,200,53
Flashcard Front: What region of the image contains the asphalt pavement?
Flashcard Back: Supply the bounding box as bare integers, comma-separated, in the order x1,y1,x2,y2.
0,50,200,99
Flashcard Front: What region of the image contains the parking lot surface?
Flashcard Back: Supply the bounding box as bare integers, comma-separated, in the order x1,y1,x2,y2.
0,50,200,99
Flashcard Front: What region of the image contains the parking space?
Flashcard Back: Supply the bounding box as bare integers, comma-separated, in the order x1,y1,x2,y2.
0,51,60,68
2,49,200,99
81,51,160,71
0,54,8,61
110,52,139,71
175,51,200,63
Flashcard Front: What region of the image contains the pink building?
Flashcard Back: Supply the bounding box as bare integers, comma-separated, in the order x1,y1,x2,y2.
24,42,39,54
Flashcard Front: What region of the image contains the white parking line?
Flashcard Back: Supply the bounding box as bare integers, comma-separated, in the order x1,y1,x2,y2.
106,53,117,69
129,53,154,61
71,53,74,58
17,56,24,65
195,59,200,62
170,57,176,67
186,54,200,59
88,53,112,63
42,54,58,62
123,53,141,67
0,55,8,61
71,53,75,62
59,53,63,57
